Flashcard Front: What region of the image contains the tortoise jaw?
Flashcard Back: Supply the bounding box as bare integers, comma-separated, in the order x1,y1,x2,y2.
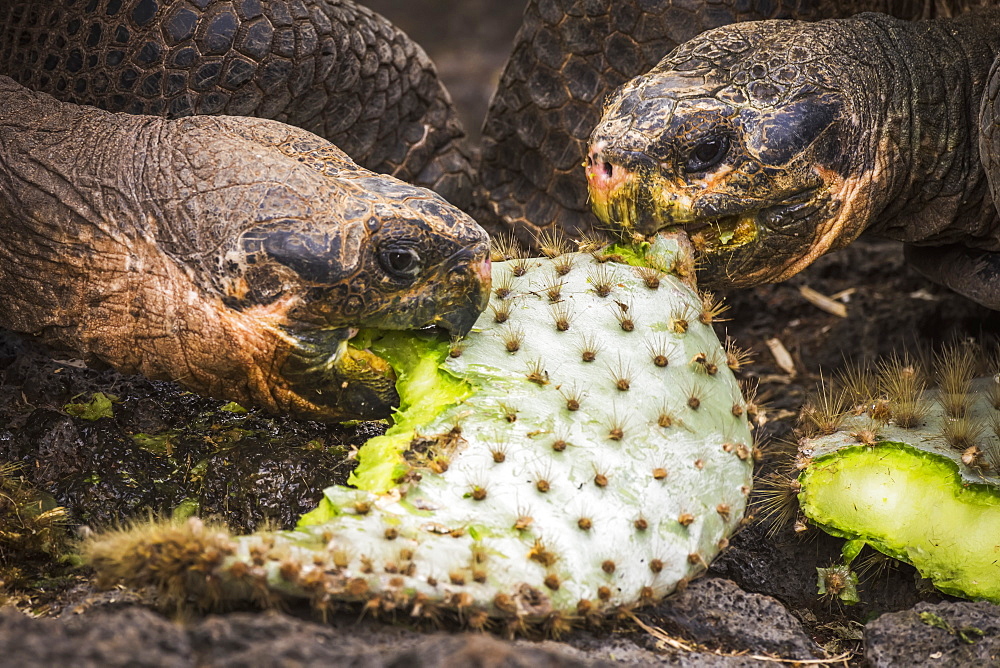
281,326,400,421
665,213,760,254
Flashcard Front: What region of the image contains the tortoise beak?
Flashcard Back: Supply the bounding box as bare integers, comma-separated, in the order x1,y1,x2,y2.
434,256,491,337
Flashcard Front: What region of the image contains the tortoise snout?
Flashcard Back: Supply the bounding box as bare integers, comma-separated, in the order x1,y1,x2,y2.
434,251,491,337
585,146,632,200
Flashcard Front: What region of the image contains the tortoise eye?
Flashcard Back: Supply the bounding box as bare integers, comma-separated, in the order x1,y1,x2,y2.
684,136,729,173
379,245,422,279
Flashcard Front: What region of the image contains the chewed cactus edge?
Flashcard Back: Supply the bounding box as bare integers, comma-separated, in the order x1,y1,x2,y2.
794,345,1000,603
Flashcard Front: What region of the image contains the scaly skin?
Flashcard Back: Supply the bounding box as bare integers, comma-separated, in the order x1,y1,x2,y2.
587,10,1000,289
0,76,490,421
4,0,994,255
0,0,474,208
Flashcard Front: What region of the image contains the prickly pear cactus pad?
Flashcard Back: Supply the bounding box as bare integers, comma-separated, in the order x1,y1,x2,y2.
85,234,754,630
799,376,1000,602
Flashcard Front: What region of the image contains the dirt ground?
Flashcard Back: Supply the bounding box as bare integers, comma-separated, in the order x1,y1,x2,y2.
3,2,1000,666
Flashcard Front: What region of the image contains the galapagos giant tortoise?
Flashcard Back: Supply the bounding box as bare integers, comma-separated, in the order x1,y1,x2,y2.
2,0,1000,423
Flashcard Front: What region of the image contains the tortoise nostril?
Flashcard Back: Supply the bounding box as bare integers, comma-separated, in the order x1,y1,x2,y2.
602,162,613,178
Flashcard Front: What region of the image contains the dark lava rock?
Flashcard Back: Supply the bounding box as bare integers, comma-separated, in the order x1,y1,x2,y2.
709,519,932,621
0,331,380,531
198,439,355,532
0,606,192,667
0,601,823,667
865,601,1000,667
642,577,821,659
0,606,601,667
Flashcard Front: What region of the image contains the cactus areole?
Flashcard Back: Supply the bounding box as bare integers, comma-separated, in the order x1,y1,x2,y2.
87,234,754,628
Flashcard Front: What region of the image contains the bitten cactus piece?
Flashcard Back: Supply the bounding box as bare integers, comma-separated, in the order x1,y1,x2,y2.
799,375,1000,602
85,235,753,630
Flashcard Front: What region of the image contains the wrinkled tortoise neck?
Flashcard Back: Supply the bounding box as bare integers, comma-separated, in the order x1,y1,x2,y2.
847,11,1000,246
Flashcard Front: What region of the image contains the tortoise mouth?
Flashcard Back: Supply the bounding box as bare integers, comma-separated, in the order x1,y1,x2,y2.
282,324,460,421
664,213,760,254
280,326,400,420
659,186,822,258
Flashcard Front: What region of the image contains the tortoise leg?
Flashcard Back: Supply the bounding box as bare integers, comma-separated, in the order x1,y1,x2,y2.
905,244,1000,310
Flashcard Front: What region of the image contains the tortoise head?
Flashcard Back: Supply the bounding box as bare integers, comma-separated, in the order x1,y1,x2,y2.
211,157,490,421
587,21,874,288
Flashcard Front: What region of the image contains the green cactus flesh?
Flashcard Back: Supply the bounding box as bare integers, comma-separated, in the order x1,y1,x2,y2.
86,236,754,626
799,379,1000,602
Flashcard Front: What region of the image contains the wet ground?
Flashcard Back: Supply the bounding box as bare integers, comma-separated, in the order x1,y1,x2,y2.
4,2,1000,666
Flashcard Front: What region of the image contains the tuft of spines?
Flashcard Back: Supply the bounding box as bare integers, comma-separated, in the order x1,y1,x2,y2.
645,336,672,368
579,333,603,363
698,291,729,325
542,275,564,302
501,325,525,353
669,305,692,334
510,256,531,277
724,338,754,373
607,355,634,392
560,385,585,412
490,233,522,262
553,253,576,276
606,406,628,441
551,434,570,452
535,229,571,259
494,272,516,300
489,438,509,464
525,358,549,385
550,302,574,331
850,417,885,446
575,231,609,254
877,353,928,428
816,564,860,605
684,382,704,411
656,400,676,429
634,265,663,289
800,374,846,437
942,415,985,451
497,402,519,423
491,300,513,324
613,301,635,332
854,546,900,583
690,351,721,376
588,264,615,298
935,342,977,418
836,358,876,413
